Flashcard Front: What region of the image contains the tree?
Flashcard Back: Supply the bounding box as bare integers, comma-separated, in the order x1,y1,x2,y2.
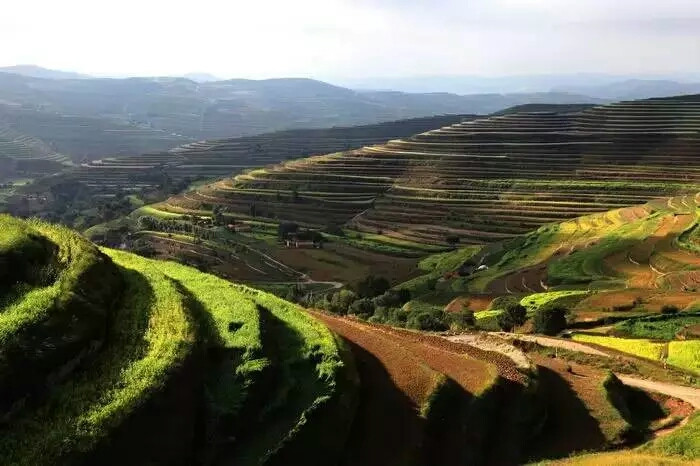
497,303,528,332
449,310,475,331
349,298,375,317
328,289,357,315
356,275,390,298
211,205,225,226
407,310,449,331
374,289,411,308
446,235,460,247
278,222,299,240
533,306,567,336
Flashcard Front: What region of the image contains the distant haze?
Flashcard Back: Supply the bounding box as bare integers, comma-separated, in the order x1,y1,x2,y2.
2,0,700,81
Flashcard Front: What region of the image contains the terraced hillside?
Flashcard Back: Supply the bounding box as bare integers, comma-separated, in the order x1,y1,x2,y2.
2,214,699,465
0,71,599,163
152,95,700,247
0,123,70,181
0,214,543,465
0,214,354,465
397,190,700,372
68,115,472,195
0,105,190,162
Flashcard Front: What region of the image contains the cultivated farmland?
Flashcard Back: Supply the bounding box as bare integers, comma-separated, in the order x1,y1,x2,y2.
149,96,700,248
66,114,471,195
1,202,698,465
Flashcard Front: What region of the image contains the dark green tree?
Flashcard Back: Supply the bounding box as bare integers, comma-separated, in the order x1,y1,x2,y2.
533,306,567,336
497,303,528,332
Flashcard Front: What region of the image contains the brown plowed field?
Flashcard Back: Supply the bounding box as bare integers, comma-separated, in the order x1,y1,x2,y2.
309,312,527,466
309,312,440,466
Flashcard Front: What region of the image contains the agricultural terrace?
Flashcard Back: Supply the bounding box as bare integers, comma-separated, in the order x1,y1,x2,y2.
1,215,698,464
149,95,700,247
0,124,70,181
0,215,351,465
399,189,700,320
67,115,469,196
310,311,538,466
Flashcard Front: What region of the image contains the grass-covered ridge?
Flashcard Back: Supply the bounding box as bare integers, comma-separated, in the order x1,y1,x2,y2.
0,215,355,465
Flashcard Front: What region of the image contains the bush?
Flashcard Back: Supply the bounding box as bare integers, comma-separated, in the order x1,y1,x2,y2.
407,310,449,332
497,303,527,332
328,289,357,315
348,298,375,317
355,275,390,298
449,310,475,331
661,305,680,315
533,306,567,336
374,289,411,308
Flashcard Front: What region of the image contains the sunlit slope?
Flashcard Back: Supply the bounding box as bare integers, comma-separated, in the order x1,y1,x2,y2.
0,215,353,466
154,95,700,246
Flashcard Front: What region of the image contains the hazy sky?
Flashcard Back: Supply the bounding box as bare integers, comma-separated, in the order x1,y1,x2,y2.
2,0,700,79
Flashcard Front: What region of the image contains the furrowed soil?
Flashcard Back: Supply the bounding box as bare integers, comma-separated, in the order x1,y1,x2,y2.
309,312,529,466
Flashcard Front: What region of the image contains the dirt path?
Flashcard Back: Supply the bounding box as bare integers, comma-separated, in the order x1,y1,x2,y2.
491,332,610,357
447,333,534,371
616,376,700,409
491,332,700,408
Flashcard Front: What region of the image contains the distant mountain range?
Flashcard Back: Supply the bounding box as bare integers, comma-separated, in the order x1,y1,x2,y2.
336,73,700,101
0,65,91,80
0,67,601,161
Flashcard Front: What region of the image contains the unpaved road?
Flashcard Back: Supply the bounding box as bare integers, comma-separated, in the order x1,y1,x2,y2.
617,375,700,409
488,332,700,408
490,332,610,357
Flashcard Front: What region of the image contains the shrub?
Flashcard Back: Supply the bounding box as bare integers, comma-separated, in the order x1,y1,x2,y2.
407,310,449,332
348,298,375,317
661,305,680,315
497,303,527,332
446,235,460,246
533,306,567,336
328,289,357,315
449,310,475,331
374,289,411,308
355,275,390,298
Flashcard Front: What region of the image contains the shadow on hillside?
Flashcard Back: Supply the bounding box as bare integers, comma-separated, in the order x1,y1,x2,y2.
87,268,200,466
215,305,328,466
339,339,427,466
526,366,608,462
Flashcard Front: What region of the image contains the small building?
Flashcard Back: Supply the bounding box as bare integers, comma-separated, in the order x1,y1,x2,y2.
227,223,251,233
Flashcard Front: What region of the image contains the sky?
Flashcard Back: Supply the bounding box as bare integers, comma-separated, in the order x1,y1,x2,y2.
2,0,700,80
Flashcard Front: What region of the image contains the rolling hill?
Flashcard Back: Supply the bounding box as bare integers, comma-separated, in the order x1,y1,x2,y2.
146,95,700,250
67,115,474,195
0,212,698,465
0,70,599,162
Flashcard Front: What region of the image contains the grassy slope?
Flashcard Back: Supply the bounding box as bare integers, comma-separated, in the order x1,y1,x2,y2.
0,247,195,466
0,216,357,465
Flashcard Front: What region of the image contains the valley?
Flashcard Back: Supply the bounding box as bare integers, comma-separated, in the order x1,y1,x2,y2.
1,80,700,464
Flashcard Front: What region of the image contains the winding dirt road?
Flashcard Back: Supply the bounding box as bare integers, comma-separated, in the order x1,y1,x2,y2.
484,332,700,408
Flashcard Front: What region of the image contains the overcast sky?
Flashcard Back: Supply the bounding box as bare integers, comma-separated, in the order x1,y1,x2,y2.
2,0,700,79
